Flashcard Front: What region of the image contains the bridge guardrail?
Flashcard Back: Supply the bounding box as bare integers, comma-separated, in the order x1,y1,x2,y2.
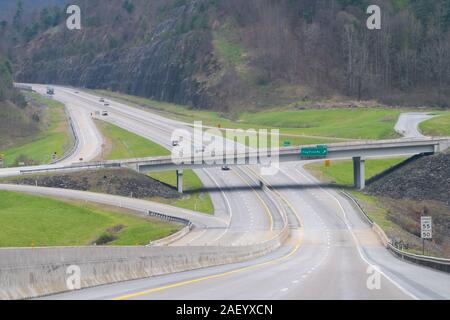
341,191,450,274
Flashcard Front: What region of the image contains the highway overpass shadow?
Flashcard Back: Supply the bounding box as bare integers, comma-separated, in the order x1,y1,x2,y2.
184,183,353,194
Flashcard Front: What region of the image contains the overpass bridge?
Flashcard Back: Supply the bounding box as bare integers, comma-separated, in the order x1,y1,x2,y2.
19,138,450,192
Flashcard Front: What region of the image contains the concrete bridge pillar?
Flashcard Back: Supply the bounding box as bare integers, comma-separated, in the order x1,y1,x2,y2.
176,170,184,194
353,157,366,190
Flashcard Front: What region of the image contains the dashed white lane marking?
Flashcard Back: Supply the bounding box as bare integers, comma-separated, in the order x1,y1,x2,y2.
281,288,289,292
292,280,299,284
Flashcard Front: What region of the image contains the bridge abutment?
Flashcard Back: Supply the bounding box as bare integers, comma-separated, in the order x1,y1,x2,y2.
176,170,184,193
353,157,366,190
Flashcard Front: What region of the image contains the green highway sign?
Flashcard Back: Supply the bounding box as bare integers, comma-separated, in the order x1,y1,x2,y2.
301,145,328,158
283,141,291,147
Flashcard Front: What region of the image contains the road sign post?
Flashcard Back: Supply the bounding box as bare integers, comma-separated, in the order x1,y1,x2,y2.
0,154,4,168
421,216,432,255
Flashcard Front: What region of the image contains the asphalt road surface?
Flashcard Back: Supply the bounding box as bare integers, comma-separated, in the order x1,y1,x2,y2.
395,113,434,139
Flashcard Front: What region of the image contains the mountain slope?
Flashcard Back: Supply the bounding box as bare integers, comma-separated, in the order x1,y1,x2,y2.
9,0,450,110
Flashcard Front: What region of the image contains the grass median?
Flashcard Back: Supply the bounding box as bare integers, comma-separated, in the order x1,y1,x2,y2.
0,190,181,247
92,89,402,143
95,120,170,159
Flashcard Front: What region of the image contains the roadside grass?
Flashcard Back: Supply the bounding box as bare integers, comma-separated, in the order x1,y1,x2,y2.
0,190,180,247
350,192,396,231
148,170,214,215
92,89,401,142
0,93,72,166
94,120,213,215
419,112,450,136
95,120,170,160
305,157,407,186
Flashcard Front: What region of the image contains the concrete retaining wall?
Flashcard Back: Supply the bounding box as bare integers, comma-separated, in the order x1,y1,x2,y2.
0,227,289,300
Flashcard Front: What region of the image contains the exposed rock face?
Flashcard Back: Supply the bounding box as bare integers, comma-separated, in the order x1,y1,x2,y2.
366,152,450,206
16,1,218,109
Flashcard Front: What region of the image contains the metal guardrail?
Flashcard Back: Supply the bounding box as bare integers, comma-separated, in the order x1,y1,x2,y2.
50,108,79,165
341,191,450,273
148,210,192,227
388,244,450,273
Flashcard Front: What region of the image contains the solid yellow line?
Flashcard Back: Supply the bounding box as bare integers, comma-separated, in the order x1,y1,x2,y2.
112,168,305,301
232,168,274,231
112,229,303,300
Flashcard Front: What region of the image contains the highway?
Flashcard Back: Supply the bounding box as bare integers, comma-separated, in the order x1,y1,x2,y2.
27,85,279,247
2,85,450,300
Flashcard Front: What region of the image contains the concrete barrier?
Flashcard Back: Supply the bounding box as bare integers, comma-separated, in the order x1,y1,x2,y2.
0,224,289,300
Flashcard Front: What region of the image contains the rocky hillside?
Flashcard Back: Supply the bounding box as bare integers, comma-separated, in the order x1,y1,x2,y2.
366,152,450,257
4,0,450,110
3,168,181,199
367,152,450,206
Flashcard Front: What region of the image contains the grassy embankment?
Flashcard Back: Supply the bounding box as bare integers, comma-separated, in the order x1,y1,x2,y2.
0,190,180,247
0,93,72,166
419,112,450,137
92,89,403,146
95,120,214,214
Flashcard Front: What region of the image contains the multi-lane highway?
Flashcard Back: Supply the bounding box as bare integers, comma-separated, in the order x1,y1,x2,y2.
2,85,450,300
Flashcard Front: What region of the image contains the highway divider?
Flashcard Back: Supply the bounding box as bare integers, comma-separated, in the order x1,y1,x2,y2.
0,225,289,300
0,182,291,300
341,191,450,273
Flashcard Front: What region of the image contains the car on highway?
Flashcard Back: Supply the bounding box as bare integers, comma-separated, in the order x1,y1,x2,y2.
102,111,109,116
104,102,110,106
99,98,105,102
172,140,179,147
46,87,55,95
221,165,230,171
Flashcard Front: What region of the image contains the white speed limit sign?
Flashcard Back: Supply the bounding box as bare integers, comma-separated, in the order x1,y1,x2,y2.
421,216,432,239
